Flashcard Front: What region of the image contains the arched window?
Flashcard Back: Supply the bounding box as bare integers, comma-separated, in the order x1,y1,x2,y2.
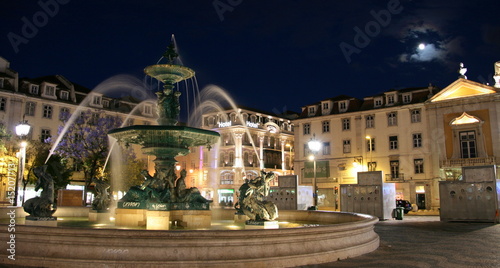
245,171,258,181
208,116,215,126
220,171,234,185
250,115,257,123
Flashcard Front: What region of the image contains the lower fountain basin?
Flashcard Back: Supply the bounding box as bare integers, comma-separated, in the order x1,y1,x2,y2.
0,209,379,267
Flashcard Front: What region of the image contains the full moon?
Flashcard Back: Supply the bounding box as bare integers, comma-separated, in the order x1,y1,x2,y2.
418,43,426,50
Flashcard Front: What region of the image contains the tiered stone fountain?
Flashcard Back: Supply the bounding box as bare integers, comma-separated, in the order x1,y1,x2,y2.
0,38,380,268
108,41,220,229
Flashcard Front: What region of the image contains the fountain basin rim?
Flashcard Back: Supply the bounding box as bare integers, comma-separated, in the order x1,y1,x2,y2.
144,64,195,81
2,210,379,267
108,125,220,137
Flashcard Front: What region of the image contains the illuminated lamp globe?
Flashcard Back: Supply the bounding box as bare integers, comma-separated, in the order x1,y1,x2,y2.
308,139,321,153
15,122,31,137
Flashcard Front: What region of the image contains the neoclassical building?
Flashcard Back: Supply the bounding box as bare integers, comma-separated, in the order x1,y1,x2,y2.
293,62,500,211
190,107,296,207
0,57,156,204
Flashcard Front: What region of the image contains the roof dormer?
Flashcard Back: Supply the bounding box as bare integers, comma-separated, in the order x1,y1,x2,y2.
338,100,349,113
385,92,397,106
89,93,103,108
308,105,317,117
321,100,332,115
41,82,57,100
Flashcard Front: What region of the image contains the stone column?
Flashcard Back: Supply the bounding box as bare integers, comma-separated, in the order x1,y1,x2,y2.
281,139,286,172
259,135,265,169
233,131,244,168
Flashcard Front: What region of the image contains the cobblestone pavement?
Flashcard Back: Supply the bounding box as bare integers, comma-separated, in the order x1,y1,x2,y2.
302,215,500,268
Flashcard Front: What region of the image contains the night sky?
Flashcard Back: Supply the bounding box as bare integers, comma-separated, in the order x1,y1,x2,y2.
1,0,499,114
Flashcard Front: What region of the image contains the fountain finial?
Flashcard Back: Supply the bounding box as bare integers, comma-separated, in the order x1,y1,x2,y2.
163,40,179,64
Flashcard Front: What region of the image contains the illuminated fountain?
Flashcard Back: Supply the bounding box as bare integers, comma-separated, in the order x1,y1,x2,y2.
0,38,380,268
108,40,220,229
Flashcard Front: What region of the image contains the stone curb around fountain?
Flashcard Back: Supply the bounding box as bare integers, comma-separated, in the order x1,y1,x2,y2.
0,210,379,267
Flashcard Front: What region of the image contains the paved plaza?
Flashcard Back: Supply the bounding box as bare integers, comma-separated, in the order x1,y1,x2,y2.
303,215,500,268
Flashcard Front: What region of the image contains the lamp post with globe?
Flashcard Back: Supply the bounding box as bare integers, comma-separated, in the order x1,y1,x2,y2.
14,120,31,206
308,134,321,210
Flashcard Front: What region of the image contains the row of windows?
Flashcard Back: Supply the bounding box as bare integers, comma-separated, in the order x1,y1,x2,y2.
303,109,421,134
367,158,424,176
303,133,423,156
205,113,293,132
310,93,417,116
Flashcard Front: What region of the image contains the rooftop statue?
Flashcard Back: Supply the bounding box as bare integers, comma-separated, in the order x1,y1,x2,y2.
23,165,56,217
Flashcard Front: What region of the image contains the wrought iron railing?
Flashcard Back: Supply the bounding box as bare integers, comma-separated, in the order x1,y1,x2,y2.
385,173,405,182
440,157,496,167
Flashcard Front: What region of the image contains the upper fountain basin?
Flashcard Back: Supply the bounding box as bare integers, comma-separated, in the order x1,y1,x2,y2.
144,64,195,84
108,125,220,155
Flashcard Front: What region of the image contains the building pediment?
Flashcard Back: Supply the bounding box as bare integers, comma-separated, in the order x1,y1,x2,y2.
450,112,482,125
429,78,497,103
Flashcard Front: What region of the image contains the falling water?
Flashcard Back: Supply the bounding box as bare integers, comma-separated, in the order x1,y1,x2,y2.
188,84,263,170
45,74,154,164
102,98,157,174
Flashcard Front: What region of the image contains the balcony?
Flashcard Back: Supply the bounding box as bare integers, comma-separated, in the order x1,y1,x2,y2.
385,173,405,182
440,157,496,168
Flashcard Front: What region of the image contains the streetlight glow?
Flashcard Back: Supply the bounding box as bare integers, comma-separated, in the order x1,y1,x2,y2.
15,121,31,137
14,120,31,207
308,139,321,153
307,134,321,210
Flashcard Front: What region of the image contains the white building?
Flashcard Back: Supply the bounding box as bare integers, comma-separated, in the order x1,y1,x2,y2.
191,107,296,208
0,57,156,204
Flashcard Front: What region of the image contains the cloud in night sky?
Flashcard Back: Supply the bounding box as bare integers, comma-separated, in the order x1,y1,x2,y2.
399,42,449,63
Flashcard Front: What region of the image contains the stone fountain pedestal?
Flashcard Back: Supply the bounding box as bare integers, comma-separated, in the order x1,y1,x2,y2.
115,209,212,230
115,201,212,229
115,208,147,227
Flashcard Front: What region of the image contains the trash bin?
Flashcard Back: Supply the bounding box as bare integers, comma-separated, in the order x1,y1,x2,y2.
393,207,404,220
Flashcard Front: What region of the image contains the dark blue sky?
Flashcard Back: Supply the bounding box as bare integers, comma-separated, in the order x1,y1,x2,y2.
1,0,499,113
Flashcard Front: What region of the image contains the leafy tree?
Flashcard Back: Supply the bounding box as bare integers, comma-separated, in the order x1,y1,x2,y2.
51,109,123,205
25,141,72,205
0,124,11,155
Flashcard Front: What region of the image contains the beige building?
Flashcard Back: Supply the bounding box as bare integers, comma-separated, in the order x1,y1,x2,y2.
0,57,156,204
293,63,500,211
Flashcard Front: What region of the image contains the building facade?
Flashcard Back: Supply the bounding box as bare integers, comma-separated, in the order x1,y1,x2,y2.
293,63,500,211
0,57,156,204
190,107,296,208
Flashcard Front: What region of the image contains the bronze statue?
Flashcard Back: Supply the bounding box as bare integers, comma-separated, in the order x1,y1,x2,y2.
23,165,56,217
156,88,181,125
237,171,278,222
91,177,110,211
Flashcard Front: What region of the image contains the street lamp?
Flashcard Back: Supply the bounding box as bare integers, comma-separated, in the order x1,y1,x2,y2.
14,120,31,206
308,134,321,209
